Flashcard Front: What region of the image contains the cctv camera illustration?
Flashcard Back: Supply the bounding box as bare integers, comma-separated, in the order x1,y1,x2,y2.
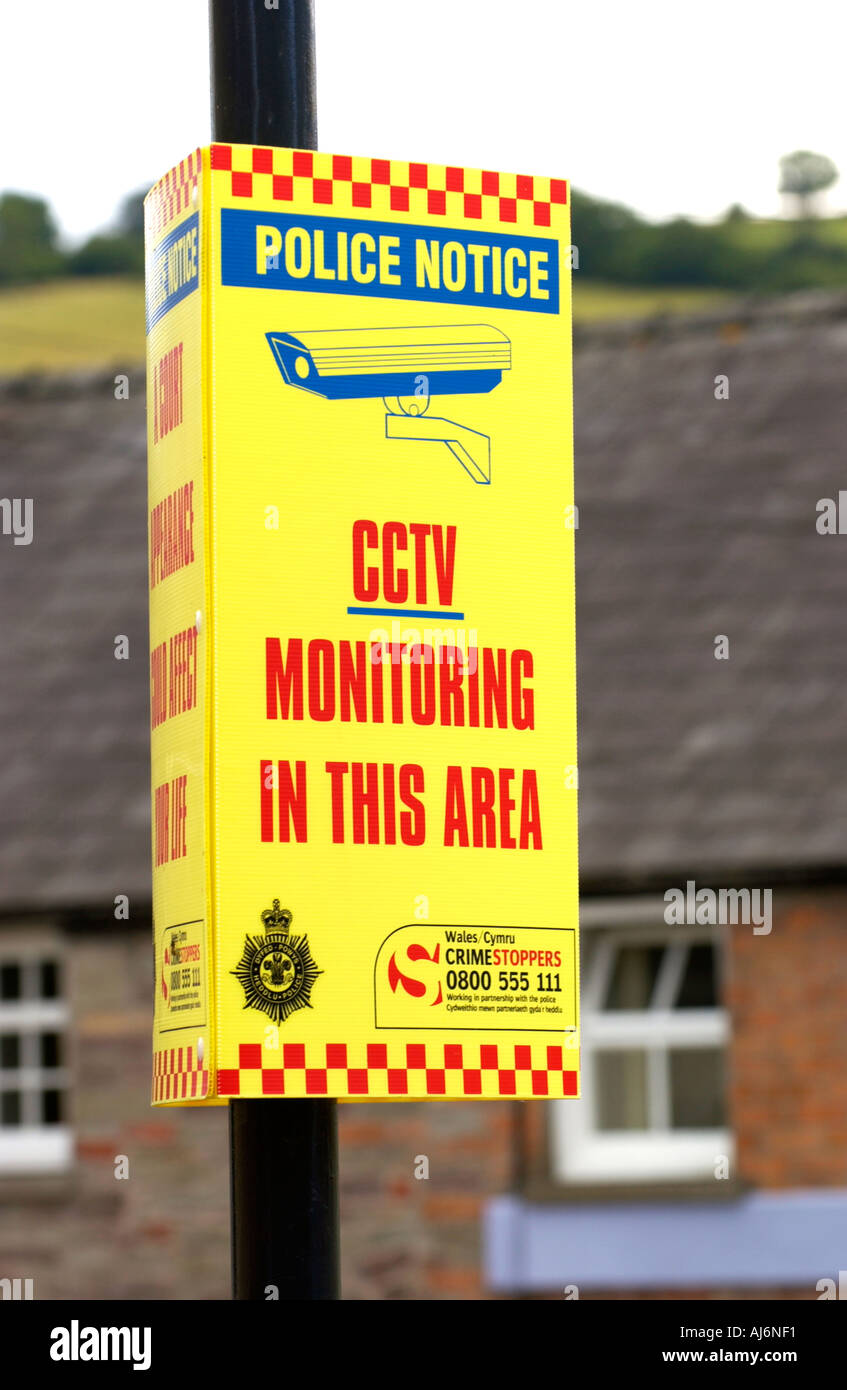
266,324,511,483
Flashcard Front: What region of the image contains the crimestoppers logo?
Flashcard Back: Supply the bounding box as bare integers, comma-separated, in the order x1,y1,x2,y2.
232,899,321,1024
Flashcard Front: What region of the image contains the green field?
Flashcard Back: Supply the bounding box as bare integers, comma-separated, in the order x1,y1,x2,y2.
572,281,730,320
0,277,145,373
0,270,770,373
720,213,847,252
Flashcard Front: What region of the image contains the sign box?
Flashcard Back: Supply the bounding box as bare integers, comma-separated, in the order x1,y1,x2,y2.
145,145,578,1103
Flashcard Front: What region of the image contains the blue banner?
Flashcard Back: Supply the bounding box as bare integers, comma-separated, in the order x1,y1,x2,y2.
220,209,559,314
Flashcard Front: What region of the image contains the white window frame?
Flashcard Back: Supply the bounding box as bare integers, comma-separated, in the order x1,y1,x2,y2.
0,930,72,1176
551,898,734,1185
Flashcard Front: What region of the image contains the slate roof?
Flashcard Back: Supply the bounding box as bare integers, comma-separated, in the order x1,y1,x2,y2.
574,292,847,884
2,291,847,910
0,371,150,911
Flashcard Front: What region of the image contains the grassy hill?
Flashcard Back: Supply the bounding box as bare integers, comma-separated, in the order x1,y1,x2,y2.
572,282,731,320
719,213,847,252
0,278,146,373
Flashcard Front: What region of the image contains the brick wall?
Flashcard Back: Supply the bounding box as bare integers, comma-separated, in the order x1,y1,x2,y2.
728,886,847,1190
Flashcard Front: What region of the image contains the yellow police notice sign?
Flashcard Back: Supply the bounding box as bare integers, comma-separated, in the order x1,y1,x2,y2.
145,145,578,1104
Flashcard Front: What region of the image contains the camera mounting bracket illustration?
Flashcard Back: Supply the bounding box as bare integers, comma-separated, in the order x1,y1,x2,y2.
266,324,511,484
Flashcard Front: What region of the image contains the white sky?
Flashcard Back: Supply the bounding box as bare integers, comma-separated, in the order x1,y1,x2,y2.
1,0,845,245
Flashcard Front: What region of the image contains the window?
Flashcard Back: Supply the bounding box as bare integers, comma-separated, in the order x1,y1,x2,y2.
0,931,72,1176
551,901,733,1185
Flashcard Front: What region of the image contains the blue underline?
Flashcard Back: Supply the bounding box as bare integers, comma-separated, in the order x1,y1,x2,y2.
347,606,466,620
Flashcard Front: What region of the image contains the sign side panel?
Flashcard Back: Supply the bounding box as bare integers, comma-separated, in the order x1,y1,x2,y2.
145,152,217,1105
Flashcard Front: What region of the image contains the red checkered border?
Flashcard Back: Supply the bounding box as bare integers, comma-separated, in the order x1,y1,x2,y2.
153,1044,209,1102
210,145,567,229
145,149,202,238
218,1041,578,1098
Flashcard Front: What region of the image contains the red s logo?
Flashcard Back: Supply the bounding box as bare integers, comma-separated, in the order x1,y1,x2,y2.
388,942,442,1006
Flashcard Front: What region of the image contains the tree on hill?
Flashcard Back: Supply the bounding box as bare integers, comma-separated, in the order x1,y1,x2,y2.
116,188,146,242
569,190,645,278
778,150,838,219
67,188,147,277
0,192,62,284
67,232,144,276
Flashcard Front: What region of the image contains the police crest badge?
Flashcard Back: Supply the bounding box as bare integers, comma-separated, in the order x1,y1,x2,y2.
232,899,321,1023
